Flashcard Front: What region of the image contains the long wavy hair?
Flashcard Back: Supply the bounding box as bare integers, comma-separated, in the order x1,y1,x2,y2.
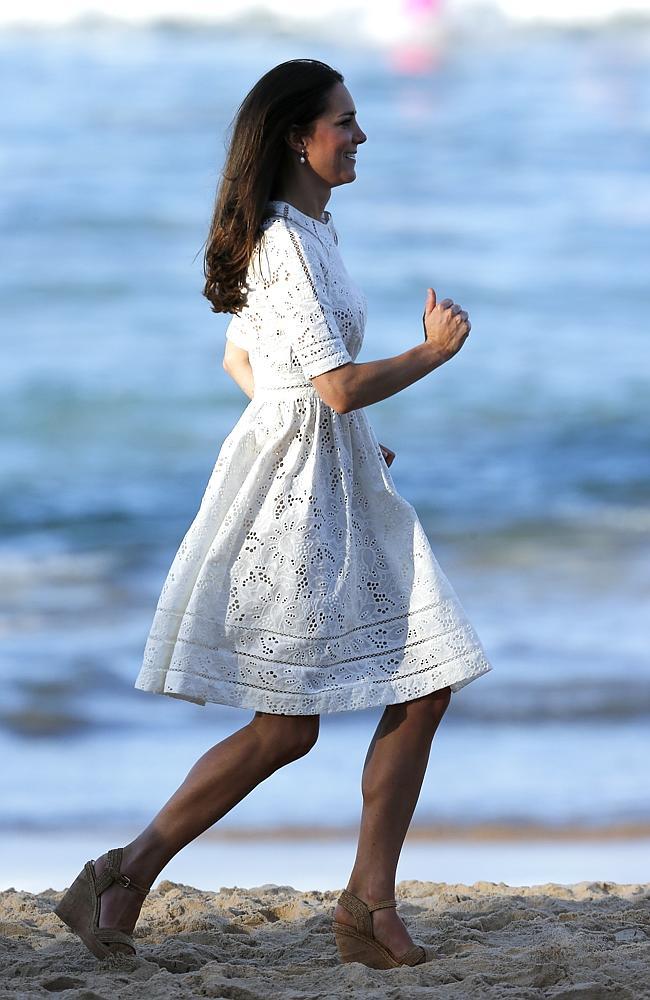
201,59,343,315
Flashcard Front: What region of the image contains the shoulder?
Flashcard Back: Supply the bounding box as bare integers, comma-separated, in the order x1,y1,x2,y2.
258,216,328,280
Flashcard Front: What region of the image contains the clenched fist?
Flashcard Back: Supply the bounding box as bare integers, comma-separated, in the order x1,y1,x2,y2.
422,287,471,361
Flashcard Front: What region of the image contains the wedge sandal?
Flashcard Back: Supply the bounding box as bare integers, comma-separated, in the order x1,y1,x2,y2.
54,846,150,959
332,888,432,969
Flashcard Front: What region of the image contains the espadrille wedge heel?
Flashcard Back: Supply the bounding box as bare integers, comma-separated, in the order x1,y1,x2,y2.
332,888,432,969
54,847,150,959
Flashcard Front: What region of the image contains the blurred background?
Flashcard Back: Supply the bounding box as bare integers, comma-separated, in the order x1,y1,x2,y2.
2,0,649,893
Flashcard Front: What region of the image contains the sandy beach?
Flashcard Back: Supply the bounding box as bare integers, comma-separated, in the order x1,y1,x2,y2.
1,876,648,998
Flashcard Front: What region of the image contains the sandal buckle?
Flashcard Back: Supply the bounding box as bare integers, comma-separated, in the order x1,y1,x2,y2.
115,872,132,888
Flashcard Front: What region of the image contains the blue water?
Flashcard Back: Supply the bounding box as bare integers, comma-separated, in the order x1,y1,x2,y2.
1,22,649,834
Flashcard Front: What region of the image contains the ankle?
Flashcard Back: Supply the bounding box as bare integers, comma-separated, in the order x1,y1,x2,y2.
120,841,163,888
344,881,397,904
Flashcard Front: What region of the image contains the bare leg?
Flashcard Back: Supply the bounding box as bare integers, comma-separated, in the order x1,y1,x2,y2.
93,711,319,940
334,687,452,959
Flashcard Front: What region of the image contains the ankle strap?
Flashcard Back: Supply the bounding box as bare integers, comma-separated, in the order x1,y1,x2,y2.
367,898,397,911
94,848,150,898
105,866,150,896
337,889,397,935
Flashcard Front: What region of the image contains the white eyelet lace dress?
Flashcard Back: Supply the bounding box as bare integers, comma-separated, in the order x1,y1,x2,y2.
134,199,493,714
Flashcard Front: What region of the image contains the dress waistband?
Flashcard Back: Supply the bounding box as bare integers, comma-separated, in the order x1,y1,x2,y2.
254,383,318,399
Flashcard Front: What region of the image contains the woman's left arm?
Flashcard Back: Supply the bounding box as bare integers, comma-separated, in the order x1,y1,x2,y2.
223,341,392,460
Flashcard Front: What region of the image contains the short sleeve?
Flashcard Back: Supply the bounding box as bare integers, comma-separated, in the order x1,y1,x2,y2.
281,226,353,379
225,316,249,350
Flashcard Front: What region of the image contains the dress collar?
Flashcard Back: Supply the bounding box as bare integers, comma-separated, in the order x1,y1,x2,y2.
265,199,336,243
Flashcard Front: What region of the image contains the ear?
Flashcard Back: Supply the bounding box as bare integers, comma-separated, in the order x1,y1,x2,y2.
285,125,305,155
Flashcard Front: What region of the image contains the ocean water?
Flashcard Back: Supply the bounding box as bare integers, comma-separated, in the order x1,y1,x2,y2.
1,18,649,839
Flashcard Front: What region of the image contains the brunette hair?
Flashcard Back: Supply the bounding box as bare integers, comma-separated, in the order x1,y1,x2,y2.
201,59,343,315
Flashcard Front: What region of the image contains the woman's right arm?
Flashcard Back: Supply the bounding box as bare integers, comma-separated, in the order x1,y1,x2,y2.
314,288,471,414
223,338,255,400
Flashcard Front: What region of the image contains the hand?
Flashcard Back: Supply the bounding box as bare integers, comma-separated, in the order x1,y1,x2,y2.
379,442,395,467
422,287,471,361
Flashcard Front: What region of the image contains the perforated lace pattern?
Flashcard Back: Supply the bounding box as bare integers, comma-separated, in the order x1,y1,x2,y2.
134,200,493,713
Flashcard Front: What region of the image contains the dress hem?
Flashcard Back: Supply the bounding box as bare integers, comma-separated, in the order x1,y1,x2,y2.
133,655,492,715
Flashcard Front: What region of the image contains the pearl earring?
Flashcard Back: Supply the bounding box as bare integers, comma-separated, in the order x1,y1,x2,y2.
299,147,306,164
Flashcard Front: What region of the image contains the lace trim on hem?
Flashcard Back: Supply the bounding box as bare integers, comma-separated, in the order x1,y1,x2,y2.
147,614,474,670
138,647,491,701
155,595,451,641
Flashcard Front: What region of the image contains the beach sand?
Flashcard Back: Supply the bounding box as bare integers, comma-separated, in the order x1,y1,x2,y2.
1,877,648,998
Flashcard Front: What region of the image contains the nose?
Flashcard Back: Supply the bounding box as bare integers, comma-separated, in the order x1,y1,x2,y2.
356,126,367,145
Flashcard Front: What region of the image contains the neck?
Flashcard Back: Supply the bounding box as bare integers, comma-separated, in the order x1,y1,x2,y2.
271,174,331,223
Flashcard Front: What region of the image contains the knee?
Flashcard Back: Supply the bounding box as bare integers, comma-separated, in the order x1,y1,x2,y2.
251,712,320,765
406,685,452,722
274,716,320,763
421,685,452,717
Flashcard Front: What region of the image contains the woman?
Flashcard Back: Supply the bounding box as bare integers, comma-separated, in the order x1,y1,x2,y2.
55,58,492,969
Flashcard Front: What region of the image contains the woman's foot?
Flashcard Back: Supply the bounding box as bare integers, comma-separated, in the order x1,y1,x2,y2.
333,891,416,961
92,848,152,953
